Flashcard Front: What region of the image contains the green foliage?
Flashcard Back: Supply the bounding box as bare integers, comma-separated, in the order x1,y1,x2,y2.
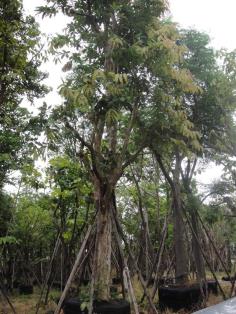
0,235,18,245
38,0,202,187
0,0,48,187
181,29,236,156
11,195,53,246
0,1,234,299
0,192,13,236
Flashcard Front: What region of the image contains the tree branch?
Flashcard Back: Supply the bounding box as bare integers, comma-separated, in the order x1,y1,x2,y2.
122,144,145,171
65,120,94,153
152,149,175,193
120,104,138,164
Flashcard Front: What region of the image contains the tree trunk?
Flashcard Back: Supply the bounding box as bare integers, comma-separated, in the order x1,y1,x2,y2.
190,210,206,282
226,238,232,273
153,151,189,284
173,155,189,284
93,196,112,301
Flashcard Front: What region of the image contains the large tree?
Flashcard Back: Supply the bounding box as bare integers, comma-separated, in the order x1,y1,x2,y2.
151,29,236,284
38,0,200,300
0,0,47,188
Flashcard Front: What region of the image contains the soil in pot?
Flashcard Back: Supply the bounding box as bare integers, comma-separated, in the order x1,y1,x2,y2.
158,277,175,286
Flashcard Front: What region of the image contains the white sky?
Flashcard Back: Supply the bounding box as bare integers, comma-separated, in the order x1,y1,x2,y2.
168,0,236,185
23,0,236,107
24,0,236,50
169,0,236,50
21,0,235,186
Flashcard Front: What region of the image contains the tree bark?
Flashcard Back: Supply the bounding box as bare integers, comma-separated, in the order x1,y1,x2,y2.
181,157,206,284
226,238,232,273
172,154,189,284
153,150,189,284
93,194,112,301
190,209,206,282
130,166,153,278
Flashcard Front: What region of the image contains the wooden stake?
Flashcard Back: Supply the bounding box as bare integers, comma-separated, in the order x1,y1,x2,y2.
151,217,168,300
124,260,139,314
182,208,226,300
0,281,17,314
54,225,92,314
112,211,158,314
35,234,61,314
196,210,235,296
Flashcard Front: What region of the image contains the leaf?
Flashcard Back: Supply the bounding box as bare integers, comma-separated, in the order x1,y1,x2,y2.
81,302,88,311
62,61,72,72
92,69,105,82
105,109,119,125
108,35,124,49
0,236,19,245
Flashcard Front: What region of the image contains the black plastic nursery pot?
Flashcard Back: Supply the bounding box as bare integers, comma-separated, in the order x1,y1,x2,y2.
158,277,175,286
158,284,203,312
81,279,90,286
143,276,174,287
207,280,218,295
93,299,130,314
222,276,235,281
52,281,65,290
112,277,122,285
13,280,19,289
110,285,118,293
63,298,130,314
63,298,88,314
19,284,33,295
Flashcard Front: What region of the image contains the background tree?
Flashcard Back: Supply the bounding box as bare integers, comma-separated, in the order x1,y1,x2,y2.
0,0,48,189
148,28,236,284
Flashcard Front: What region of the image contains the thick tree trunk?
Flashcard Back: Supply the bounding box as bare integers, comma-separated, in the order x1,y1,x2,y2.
226,238,232,273
173,155,189,284
172,191,188,284
130,166,153,278
190,210,206,282
153,151,189,284
183,187,206,283
93,197,112,301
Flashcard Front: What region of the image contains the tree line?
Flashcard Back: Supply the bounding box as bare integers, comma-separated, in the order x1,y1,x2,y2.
1,0,236,313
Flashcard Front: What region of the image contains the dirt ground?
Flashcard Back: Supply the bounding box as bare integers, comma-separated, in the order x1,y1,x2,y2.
0,281,233,314
0,287,60,314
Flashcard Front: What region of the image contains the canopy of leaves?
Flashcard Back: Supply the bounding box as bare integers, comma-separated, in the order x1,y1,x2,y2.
0,0,48,187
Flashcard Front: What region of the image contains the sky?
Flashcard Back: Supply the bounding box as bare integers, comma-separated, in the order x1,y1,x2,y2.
21,0,236,187
24,0,236,49
169,0,236,50
23,0,236,110
168,0,236,185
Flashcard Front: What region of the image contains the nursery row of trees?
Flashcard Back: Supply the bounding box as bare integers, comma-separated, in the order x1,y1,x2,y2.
1,0,236,312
